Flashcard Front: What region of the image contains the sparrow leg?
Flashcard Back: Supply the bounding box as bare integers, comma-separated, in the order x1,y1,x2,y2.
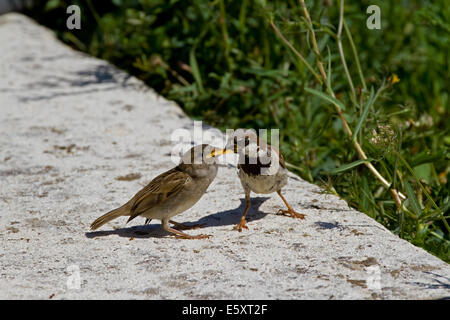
233,189,251,232
276,190,306,219
162,219,211,239
169,220,205,230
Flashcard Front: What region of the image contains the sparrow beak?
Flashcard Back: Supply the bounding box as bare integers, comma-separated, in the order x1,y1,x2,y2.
206,148,233,159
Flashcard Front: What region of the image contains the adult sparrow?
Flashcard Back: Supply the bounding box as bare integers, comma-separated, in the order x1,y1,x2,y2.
90,144,231,239
225,129,305,231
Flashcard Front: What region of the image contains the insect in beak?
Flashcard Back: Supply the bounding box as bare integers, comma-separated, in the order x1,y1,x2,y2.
206,148,233,159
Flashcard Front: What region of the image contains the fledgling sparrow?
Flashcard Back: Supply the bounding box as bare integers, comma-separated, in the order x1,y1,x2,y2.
90,144,231,239
225,129,305,231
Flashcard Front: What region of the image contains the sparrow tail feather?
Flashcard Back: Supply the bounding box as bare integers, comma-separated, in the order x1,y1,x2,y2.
90,205,129,230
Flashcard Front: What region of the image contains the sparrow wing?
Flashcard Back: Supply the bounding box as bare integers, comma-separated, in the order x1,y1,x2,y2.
127,168,192,223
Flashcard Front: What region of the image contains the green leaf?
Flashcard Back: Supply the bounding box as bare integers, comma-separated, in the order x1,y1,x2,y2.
326,46,332,92
352,86,375,141
410,152,444,167
404,180,421,217
169,84,197,94
325,158,373,175
361,175,370,212
304,87,346,111
44,0,60,11
413,163,432,184
397,152,450,232
241,68,284,77
189,49,204,95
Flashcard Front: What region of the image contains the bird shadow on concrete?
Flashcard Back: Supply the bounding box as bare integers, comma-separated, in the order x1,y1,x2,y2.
410,271,450,291
85,223,169,239
187,196,271,229
84,196,271,239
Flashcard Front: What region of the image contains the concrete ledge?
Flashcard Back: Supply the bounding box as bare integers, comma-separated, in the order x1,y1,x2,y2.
0,13,449,299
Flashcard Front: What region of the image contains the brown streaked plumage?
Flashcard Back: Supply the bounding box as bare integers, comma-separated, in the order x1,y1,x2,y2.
90,144,231,239
225,129,305,232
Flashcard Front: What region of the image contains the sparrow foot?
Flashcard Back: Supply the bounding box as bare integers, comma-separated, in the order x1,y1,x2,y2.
276,208,306,219
233,218,249,232
165,224,211,239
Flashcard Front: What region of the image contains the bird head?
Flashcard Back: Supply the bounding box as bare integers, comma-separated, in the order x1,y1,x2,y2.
225,128,273,160
225,129,281,175
225,129,258,156
179,144,232,178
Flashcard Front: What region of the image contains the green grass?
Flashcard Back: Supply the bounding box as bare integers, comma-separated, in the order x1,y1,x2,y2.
26,0,449,262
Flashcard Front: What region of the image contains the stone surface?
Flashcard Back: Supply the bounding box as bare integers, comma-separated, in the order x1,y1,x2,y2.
0,13,449,300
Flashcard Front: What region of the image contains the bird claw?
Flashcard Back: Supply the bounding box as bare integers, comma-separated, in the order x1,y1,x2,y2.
276,209,306,219
233,219,249,232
